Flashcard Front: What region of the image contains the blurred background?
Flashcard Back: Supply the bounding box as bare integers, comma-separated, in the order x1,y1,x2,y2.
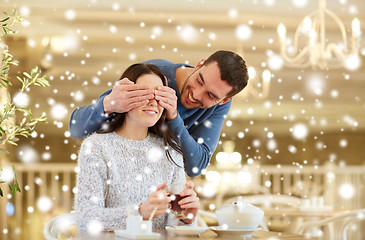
0,0,364,239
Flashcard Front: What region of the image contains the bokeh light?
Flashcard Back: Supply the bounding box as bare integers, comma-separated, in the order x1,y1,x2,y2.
237,171,252,184
51,103,68,120
0,166,15,183
307,75,325,96
37,196,52,212
344,54,361,71
177,24,199,44
339,183,355,199
267,139,277,151
267,54,284,70
292,0,308,8
6,203,15,216
18,145,39,163
291,123,309,140
13,92,29,108
65,9,76,20
235,24,252,41
206,171,221,184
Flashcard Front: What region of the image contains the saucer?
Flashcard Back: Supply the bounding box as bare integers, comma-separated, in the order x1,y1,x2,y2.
114,229,161,239
209,226,260,237
165,226,209,236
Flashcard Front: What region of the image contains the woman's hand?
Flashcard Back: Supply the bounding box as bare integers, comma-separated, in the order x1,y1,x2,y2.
178,181,200,224
139,182,170,220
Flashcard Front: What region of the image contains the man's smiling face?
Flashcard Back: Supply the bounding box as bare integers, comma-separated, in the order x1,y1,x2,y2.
180,61,233,109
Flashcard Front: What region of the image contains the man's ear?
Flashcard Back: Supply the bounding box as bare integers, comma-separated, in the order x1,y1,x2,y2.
217,97,232,105
196,59,205,68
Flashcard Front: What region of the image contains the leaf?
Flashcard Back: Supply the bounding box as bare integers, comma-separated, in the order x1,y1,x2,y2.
0,17,10,22
15,181,21,193
19,133,29,138
7,140,18,146
8,182,20,197
16,76,24,84
33,72,39,80
38,78,50,87
0,148,9,154
3,113,14,120
23,72,31,79
12,165,16,176
27,121,38,126
31,66,39,73
8,183,13,195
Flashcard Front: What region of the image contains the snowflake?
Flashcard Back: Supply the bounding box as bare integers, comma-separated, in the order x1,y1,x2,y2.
87,220,103,236
291,123,308,140
13,91,29,108
147,147,163,162
37,196,52,212
0,166,15,183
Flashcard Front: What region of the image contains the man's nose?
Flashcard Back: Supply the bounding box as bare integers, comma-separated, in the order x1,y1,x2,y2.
193,87,204,101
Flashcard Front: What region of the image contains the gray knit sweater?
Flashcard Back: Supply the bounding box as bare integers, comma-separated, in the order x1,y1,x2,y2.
75,132,188,233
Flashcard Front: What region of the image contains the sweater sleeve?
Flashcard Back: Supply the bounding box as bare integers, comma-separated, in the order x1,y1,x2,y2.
167,102,231,177
75,137,134,232
69,89,111,138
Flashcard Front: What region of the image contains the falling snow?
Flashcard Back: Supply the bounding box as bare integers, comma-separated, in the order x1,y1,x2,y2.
1,1,364,238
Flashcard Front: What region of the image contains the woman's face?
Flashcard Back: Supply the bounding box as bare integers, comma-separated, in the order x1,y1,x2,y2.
126,73,164,128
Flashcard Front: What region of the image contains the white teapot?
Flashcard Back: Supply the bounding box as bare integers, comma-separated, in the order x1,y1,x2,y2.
215,196,264,229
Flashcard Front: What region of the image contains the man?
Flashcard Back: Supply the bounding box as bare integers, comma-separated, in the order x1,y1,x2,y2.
69,50,249,177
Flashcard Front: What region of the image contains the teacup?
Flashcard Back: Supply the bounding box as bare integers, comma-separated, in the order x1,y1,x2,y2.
167,183,188,219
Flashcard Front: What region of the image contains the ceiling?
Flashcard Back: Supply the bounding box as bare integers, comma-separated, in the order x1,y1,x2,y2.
1,0,365,163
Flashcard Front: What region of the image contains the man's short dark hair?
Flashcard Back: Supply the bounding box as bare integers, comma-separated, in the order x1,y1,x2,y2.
203,50,248,98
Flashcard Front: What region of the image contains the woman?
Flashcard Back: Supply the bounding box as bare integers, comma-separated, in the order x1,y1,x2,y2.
75,64,200,233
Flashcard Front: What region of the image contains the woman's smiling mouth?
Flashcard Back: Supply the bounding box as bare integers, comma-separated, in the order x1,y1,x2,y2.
142,109,158,116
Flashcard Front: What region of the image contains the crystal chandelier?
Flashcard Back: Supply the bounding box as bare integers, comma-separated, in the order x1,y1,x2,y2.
236,44,271,99
247,67,271,99
277,0,361,70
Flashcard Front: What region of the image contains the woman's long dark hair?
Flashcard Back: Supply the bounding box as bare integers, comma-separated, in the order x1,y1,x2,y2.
98,63,184,168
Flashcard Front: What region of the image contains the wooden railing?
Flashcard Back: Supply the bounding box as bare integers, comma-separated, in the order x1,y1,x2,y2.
1,163,77,240
0,163,364,240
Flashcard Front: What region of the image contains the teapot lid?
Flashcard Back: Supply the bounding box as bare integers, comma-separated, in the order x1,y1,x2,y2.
217,196,263,213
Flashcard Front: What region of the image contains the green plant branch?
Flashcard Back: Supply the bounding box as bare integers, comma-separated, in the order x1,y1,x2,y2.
1,8,21,88
1,48,18,87
1,8,22,35
17,66,50,91
0,9,49,197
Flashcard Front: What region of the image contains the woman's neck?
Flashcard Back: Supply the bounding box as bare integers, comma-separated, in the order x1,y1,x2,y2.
115,121,148,140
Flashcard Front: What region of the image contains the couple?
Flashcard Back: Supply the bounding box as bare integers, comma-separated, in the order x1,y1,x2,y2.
74,50,249,232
